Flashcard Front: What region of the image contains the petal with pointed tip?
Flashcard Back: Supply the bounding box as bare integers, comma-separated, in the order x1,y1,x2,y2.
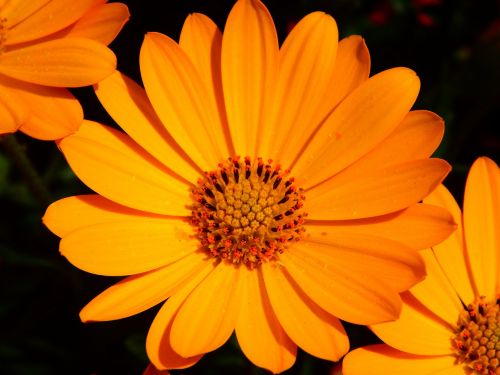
262,262,349,361
62,2,130,45
170,265,241,357
307,159,451,220
80,251,208,322
179,13,231,155
281,243,403,325
306,203,455,250
94,71,201,183
299,231,426,292
146,268,213,370
264,12,338,161
221,0,278,157
5,0,95,44
0,38,116,87
235,266,296,373
463,157,500,300
58,121,191,216
329,110,444,186
60,218,197,276
43,195,165,238
140,32,226,171
293,67,420,188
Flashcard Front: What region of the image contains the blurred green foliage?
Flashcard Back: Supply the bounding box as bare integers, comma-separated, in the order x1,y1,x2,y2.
0,0,498,374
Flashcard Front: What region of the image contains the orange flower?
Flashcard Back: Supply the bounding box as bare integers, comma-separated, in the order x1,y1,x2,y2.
343,157,500,375
43,0,455,372
0,0,129,140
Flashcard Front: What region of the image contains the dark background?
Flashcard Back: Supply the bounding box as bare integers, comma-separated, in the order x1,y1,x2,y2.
0,0,499,374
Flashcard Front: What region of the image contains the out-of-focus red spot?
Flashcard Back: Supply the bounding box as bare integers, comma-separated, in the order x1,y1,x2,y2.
412,0,442,7
368,1,392,26
369,10,390,25
417,12,434,26
480,18,500,41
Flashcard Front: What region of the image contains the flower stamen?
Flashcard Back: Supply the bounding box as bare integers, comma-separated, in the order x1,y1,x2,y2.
191,157,306,268
452,296,500,374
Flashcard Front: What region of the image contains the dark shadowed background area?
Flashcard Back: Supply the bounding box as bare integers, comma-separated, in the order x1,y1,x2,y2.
0,0,499,374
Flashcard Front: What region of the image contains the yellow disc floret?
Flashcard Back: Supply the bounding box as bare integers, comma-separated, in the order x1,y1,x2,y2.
191,156,306,268
453,297,500,374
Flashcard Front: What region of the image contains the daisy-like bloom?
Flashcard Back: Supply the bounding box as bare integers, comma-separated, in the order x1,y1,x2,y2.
43,0,456,372
0,0,129,140
343,157,500,375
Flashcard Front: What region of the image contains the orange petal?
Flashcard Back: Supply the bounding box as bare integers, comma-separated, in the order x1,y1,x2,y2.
330,110,445,186
94,71,201,183
80,251,208,322
170,264,241,357
343,345,458,375
370,293,454,356
179,13,232,155
1,0,51,30
281,243,403,325
409,249,463,325
43,195,165,238
221,0,279,157
60,218,198,276
307,203,456,250
286,34,370,162
58,120,191,216
61,2,130,45
4,80,83,140
316,35,371,120
5,0,95,44
263,12,338,162
0,82,29,134
463,157,500,300
300,231,426,293
432,365,468,375
262,262,349,361
424,184,475,304
140,32,227,171
0,38,116,87
307,159,451,220
235,266,296,373
179,13,221,100
146,267,212,370
293,67,420,189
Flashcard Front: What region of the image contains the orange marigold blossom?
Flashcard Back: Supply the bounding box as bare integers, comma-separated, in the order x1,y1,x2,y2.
43,0,456,372
0,0,129,140
343,157,500,375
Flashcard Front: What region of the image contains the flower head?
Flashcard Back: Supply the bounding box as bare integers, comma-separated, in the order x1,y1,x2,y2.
343,157,500,375
43,0,455,372
0,0,129,139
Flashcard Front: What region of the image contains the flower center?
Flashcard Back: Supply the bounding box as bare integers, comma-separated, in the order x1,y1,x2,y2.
452,297,500,374
191,156,306,268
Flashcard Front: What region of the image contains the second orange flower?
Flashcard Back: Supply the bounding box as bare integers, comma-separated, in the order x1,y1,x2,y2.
0,0,129,139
